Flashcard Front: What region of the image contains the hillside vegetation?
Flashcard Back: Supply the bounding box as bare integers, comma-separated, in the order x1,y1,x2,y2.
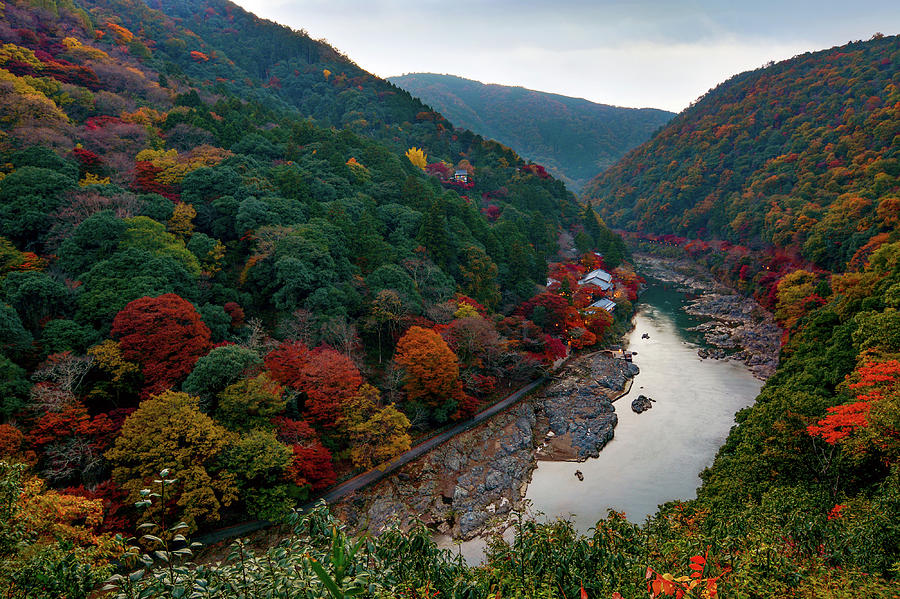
0,0,898,597
585,34,900,272
391,73,674,191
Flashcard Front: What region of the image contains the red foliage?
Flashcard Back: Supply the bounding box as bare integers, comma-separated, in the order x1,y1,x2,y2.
134,160,179,200
190,50,210,62
265,343,363,428
299,348,363,428
112,294,212,397
272,417,317,445
288,442,336,490
425,162,451,179
481,204,501,221
64,481,131,532
71,147,103,173
452,392,480,420
808,360,900,444
223,301,245,328
27,403,122,452
272,416,336,489
520,163,550,179
85,116,124,131
454,295,487,316
519,292,570,333
542,335,568,361
265,341,311,387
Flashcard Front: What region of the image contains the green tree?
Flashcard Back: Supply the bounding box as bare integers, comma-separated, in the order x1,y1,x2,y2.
182,345,263,409
459,245,500,309
0,167,76,246
220,429,294,520
121,216,201,276
216,374,287,431
1,271,72,333
56,211,127,276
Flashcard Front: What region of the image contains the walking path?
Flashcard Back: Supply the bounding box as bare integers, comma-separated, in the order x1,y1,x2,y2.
195,377,547,546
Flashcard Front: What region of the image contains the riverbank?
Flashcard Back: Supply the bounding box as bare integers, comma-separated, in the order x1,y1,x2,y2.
331,351,637,540
635,253,781,379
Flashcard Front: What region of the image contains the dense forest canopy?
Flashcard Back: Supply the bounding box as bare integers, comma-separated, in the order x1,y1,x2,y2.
391,73,675,192
0,0,898,596
585,34,900,272
0,0,637,592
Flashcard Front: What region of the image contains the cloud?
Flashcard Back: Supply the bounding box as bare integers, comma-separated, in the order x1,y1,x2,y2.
234,1,900,112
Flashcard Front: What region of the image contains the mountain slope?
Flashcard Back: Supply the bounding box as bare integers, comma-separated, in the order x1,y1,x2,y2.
390,73,674,191
584,34,900,271
0,0,634,548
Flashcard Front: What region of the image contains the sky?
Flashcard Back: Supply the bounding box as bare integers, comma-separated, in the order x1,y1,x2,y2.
233,1,900,113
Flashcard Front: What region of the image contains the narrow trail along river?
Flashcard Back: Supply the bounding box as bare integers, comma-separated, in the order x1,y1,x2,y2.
441,280,764,561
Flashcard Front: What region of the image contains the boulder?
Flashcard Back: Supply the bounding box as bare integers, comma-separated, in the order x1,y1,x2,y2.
631,394,654,413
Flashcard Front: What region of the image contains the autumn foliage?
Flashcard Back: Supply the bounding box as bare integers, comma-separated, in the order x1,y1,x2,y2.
111,294,211,397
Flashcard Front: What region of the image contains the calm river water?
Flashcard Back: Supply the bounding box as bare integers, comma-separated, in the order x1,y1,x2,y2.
440,280,764,561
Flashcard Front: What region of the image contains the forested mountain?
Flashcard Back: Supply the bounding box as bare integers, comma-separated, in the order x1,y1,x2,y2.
585,34,900,271
0,0,636,591
2,0,899,596
390,73,674,191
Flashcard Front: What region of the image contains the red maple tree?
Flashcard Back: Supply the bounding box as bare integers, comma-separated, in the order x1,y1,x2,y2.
111,294,211,397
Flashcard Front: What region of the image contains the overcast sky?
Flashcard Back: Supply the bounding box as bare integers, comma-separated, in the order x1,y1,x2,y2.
234,1,900,113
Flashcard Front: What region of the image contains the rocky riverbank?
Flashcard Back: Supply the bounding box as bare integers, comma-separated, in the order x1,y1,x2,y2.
636,254,781,379
330,351,637,540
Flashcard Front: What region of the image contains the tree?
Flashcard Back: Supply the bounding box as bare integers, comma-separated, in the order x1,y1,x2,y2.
76,248,197,327
217,374,287,431
365,289,408,363
444,316,504,369
111,294,211,397
0,356,30,418
0,303,32,358
405,147,427,170
265,342,363,428
182,345,262,409
121,215,201,276
0,166,76,246
1,271,72,333
220,429,294,520
105,390,238,530
0,462,114,598
460,245,501,310
394,326,465,423
56,211,127,276
339,384,411,469
271,417,336,492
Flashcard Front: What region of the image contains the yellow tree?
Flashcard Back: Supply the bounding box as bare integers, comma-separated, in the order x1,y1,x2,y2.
167,202,197,241
339,384,411,469
405,147,427,170
774,269,820,327
105,391,238,530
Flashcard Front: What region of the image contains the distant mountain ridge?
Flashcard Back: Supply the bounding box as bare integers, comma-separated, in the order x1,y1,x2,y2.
389,73,674,192
583,34,900,271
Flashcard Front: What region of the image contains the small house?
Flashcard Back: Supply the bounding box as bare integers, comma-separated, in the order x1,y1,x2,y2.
453,169,469,183
589,298,616,313
579,268,613,292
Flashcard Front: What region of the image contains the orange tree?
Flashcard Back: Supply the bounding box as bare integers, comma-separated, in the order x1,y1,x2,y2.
393,326,471,423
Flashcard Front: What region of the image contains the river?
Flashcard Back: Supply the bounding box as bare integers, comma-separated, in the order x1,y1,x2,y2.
440,279,764,561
